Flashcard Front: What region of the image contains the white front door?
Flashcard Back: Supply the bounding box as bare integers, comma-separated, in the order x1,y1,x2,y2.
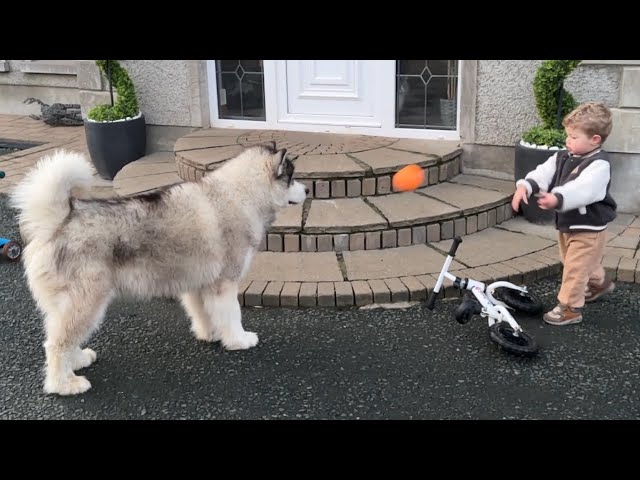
207,60,460,140
274,60,388,127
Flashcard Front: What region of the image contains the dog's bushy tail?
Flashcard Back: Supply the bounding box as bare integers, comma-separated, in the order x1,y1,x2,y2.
10,149,94,242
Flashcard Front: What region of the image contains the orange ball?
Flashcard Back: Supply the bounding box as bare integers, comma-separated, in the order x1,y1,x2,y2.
392,164,425,192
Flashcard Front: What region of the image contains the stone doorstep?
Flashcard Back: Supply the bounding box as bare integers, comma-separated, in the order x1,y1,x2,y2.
269,174,513,235
265,202,513,251
174,153,462,199
347,148,440,175
175,145,245,170
295,155,459,198
174,140,463,198
174,129,459,159
387,138,462,161
183,129,254,138
298,166,515,199
174,136,243,151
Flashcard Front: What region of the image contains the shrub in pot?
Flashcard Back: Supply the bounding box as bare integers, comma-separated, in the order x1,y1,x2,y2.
84,60,146,180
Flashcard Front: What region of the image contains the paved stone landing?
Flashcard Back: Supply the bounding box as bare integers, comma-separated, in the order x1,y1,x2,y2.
173,128,464,197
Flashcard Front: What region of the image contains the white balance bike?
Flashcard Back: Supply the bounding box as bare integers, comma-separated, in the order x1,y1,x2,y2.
426,236,543,356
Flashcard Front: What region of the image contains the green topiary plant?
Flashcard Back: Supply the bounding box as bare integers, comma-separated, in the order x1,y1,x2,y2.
521,60,581,148
83,59,146,179
87,60,140,122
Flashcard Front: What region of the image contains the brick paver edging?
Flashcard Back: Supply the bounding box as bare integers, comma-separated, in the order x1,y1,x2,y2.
237,251,640,308
237,245,562,308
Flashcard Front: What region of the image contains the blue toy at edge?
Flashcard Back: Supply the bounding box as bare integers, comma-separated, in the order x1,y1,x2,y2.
0,170,23,261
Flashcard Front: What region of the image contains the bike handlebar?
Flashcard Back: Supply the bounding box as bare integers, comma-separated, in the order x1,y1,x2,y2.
426,236,463,311
448,236,463,257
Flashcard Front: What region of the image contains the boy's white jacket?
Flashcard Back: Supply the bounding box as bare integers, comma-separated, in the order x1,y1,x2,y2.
516,148,617,232
516,150,610,213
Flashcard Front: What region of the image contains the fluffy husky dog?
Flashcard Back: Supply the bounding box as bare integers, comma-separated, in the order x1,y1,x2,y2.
10,143,308,396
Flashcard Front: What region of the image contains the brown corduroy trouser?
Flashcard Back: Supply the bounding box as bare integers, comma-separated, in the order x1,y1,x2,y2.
557,230,608,309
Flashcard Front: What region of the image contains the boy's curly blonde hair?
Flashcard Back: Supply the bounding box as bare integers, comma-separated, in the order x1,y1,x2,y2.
562,102,613,143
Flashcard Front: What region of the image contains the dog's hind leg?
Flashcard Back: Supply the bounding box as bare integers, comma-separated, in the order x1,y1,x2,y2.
203,280,258,351
181,290,219,342
41,289,111,396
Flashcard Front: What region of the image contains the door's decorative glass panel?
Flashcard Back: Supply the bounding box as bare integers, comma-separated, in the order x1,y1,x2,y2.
396,60,458,130
216,60,265,121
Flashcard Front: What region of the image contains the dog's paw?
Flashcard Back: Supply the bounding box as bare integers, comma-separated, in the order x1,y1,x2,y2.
223,331,259,351
71,348,97,370
44,374,92,396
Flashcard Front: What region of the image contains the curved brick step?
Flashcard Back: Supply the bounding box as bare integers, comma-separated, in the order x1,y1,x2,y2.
174,129,463,198
263,174,516,252
239,214,640,308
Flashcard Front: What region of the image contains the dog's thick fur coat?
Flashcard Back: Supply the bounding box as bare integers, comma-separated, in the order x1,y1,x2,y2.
11,144,307,395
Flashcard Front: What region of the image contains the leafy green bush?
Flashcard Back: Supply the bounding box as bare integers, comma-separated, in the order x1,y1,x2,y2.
522,125,567,147
522,60,581,148
87,60,140,122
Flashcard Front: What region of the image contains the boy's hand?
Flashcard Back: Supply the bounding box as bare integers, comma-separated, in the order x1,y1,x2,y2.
511,185,529,212
536,192,559,210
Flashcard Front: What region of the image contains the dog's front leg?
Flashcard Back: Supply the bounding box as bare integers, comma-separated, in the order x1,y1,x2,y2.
203,280,258,350
181,290,217,342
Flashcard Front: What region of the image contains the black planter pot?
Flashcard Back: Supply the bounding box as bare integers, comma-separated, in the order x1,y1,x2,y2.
514,141,557,225
85,114,146,180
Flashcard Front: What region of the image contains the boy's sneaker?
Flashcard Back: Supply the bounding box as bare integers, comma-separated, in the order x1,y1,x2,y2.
584,279,615,303
543,304,583,326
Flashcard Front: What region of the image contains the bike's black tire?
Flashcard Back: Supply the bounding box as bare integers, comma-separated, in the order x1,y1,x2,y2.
493,287,543,315
488,322,539,357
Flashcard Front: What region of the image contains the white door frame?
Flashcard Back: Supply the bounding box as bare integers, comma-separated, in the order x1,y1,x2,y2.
206,60,461,140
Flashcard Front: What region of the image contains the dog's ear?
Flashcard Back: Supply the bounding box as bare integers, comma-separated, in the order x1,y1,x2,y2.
265,141,277,152
276,148,289,177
